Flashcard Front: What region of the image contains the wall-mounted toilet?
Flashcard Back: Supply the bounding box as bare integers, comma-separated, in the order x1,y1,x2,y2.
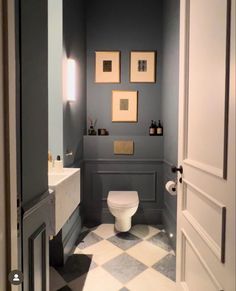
107,191,139,232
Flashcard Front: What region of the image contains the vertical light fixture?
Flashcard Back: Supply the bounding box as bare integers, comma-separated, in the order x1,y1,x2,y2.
66,58,76,102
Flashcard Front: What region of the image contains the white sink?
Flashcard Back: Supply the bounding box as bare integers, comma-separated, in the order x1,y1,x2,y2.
49,168,80,235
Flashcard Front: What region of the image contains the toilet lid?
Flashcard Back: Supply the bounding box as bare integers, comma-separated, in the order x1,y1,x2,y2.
107,191,139,208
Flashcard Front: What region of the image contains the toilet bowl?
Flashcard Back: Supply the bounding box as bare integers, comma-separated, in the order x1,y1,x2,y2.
107,191,139,232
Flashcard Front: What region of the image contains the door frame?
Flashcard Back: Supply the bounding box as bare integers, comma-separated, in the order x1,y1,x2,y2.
1,0,19,290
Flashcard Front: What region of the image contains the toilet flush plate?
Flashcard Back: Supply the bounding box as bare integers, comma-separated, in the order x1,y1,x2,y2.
114,140,134,155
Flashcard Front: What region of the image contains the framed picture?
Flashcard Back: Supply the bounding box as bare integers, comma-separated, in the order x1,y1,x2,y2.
130,51,156,83
95,51,120,83
112,90,138,122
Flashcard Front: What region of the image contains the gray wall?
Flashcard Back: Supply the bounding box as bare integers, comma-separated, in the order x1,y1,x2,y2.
83,0,165,225
63,0,87,167
52,0,87,262
20,0,48,204
86,0,163,135
48,0,63,159
161,0,180,249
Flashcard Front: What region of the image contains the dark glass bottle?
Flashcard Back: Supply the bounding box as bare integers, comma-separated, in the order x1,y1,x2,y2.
149,120,156,136
156,120,163,136
88,121,97,135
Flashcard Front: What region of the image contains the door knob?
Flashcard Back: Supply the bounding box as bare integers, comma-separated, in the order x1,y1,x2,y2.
171,165,183,174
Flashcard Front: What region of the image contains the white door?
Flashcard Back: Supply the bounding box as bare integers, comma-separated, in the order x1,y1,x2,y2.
176,0,235,291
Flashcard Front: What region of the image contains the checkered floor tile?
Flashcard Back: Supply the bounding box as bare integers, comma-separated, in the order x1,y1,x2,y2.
50,224,177,291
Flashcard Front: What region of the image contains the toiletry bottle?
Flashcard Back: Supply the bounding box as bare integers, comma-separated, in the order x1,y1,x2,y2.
149,120,156,136
54,155,63,172
88,121,97,135
156,120,163,136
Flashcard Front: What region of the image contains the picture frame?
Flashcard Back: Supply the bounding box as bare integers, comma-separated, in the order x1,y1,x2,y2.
130,51,156,83
112,90,138,122
95,51,121,83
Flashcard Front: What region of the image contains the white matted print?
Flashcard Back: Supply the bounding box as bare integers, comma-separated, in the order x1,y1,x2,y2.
112,90,138,122
95,51,120,83
130,51,156,83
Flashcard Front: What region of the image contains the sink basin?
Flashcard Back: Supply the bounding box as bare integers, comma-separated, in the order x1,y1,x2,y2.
49,168,80,235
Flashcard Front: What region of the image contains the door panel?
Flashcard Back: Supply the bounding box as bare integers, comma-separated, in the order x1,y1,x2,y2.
182,231,223,291
177,0,235,290
182,180,226,262
186,0,228,177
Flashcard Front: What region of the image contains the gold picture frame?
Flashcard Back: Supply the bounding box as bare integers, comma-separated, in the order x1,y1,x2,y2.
95,51,121,83
112,90,138,122
130,51,156,83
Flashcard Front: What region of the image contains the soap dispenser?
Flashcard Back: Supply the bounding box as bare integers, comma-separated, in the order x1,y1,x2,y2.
54,155,63,172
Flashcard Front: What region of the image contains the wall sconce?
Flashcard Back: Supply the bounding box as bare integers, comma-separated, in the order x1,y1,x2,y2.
66,58,76,102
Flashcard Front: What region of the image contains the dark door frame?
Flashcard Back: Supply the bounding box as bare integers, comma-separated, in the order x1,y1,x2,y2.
1,0,20,290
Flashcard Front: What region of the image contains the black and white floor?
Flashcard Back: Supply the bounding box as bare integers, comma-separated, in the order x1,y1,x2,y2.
50,224,177,291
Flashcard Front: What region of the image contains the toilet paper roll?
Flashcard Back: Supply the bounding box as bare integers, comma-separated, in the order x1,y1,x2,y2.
165,181,177,196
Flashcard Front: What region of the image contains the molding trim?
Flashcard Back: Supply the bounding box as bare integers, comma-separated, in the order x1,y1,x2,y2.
181,229,224,291
22,190,53,219
163,159,175,167
182,179,226,263
29,223,46,291
223,0,232,179
84,158,163,164
184,158,223,178
183,210,222,262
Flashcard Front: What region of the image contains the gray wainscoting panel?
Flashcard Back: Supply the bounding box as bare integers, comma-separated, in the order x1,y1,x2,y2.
83,160,163,225
92,171,157,202
83,136,163,160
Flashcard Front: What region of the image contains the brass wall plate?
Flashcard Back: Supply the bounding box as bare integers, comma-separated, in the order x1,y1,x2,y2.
114,140,134,155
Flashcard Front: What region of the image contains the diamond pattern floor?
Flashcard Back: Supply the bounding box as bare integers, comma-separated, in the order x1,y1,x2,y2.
50,224,177,291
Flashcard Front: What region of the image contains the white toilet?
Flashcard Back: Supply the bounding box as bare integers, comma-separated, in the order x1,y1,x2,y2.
107,191,139,232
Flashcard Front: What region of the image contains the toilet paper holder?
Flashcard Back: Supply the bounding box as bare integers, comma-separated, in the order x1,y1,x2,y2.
165,180,177,195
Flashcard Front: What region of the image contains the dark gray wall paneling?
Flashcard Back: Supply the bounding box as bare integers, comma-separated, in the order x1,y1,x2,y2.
63,0,87,167
83,136,163,160
21,0,48,204
162,0,180,249
84,161,163,225
83,136,164,224
86,0,163,135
